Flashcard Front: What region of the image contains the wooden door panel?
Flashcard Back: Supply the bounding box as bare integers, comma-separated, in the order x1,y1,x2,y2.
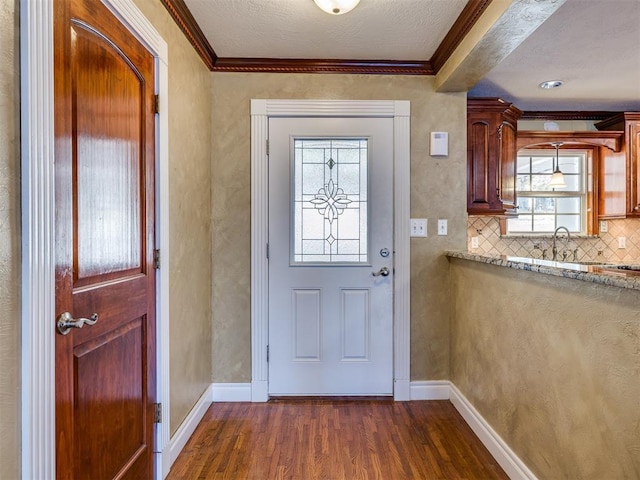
498,120,518,210
55,0,156,478
74,319,145,479
72,276,148,342
72,21,145,284
468,120,491,207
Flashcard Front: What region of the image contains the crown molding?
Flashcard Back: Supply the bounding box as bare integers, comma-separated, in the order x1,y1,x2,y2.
161,0,491,75
160,0,217,69
521,111,620,121
212,58,433,75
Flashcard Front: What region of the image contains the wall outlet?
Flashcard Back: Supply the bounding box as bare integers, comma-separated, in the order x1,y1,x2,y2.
599,220,608,233
437,219,448,236
410,218,427,237
618,236,626,249
471,236,479,249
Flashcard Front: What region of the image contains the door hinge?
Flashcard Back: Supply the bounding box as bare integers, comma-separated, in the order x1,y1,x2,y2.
153,249,161,269
154,403,162,423
266,243,269,260
154,94,160,114
267,345,269,363
266,139,269,156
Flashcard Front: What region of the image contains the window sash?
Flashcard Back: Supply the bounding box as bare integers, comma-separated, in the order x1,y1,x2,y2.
508,151,587,234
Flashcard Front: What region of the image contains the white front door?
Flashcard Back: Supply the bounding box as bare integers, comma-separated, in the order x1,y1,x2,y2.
268,117,394,396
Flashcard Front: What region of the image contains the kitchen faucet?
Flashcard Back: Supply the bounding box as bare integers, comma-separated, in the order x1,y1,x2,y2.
552,226,571,261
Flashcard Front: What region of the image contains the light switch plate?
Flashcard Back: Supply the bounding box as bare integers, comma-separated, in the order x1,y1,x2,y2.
410,218,427,237
599,220,608,233
437,219,447,236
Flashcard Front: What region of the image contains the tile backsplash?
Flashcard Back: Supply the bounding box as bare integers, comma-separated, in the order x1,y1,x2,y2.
467,216,640,263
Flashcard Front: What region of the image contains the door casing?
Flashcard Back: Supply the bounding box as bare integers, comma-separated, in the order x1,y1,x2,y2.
20,0,171,478
250,99,411,402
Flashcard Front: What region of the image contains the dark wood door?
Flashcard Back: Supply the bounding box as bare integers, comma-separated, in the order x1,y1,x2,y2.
498,119,518,211
54,0,156,478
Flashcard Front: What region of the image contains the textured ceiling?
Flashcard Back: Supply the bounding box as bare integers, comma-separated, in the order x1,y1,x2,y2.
183,0,640,111
469,0,640,111
184,0,468,60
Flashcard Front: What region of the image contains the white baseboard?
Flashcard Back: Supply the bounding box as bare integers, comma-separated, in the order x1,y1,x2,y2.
410,380,451,400
449,384,538,480
166,384,213,475
212,382,252,402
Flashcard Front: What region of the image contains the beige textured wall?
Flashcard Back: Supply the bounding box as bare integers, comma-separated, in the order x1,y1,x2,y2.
0,0,20,477
210,73,468,382
449,258,640,478
131,0,213,434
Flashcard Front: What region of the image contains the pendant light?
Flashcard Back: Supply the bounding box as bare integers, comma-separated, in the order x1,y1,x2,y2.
313,0,361,15
549,142,566,188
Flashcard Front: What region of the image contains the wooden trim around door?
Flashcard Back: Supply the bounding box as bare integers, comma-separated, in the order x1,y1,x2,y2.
250,100,411,402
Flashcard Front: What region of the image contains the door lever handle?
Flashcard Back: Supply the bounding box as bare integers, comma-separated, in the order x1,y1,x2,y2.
372,266,390,277
57,312,99,335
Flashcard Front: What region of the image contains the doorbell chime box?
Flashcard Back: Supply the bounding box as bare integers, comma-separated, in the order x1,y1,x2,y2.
430,132,448,157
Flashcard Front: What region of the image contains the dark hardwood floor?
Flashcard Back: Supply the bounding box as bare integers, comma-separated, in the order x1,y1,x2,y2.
167,398,508,479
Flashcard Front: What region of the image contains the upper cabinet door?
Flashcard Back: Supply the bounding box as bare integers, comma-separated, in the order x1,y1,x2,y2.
467,98,522,216
596,112,640,217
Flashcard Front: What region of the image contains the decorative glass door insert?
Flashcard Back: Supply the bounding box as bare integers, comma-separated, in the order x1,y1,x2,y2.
293,138,369,263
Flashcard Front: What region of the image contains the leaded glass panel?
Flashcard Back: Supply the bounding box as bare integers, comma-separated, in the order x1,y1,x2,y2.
293,138,368,263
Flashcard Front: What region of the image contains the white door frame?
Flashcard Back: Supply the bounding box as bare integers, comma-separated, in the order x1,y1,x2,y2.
20,1,171,478
250,99,411,402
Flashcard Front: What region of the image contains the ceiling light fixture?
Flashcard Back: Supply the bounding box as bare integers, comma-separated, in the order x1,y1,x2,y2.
313,0,361,15
549,142,567,188
539,80,564,89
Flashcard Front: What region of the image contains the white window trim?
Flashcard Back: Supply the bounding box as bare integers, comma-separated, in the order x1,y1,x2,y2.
508,150,588,235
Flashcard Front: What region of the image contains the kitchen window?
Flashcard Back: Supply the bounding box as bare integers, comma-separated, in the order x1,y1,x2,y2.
507,150,587,234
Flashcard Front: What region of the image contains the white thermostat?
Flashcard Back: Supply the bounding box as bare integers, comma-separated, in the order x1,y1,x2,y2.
430,132,448,157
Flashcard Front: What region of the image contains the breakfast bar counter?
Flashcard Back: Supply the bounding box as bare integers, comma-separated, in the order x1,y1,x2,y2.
445,251,640,291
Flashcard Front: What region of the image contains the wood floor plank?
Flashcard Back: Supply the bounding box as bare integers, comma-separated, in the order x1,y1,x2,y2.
167,398,509,479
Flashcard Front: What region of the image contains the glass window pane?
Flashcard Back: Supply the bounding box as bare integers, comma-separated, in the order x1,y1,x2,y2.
557,215,581,232
534,215,555,232
531,174,551,191
517,157,531,174
293,138,368,263
517,175,531,191
302,163,324,196
531,157,553,174
534,197,555,213
553,174,580,192
518,197,532,213
557,197,580,214
558,156,580,174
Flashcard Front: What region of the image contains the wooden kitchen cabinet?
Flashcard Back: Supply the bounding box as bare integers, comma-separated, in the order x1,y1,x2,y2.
596,113,640,217
467,98,522,216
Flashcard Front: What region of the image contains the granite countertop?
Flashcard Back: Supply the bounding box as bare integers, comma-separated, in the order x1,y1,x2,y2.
446,251,640,292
